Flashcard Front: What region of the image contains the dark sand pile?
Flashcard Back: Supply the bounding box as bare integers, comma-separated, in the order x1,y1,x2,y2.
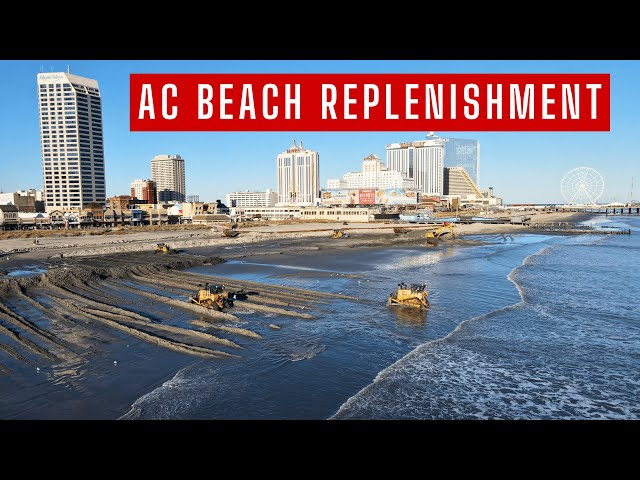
0,251,358,378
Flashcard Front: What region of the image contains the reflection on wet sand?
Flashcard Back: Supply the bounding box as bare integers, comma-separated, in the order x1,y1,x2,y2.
390,306,427,326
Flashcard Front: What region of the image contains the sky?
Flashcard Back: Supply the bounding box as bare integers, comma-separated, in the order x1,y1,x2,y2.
0,59,638,204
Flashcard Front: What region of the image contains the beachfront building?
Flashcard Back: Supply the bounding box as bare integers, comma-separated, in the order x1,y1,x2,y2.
299,206,375,222
441,137,480,187
130,179,157,204
151,154,186,203
276,140,320,206
0,204,19,230
226,189,278,208
166,200,230,223
386,137,444,196
17,212,50,229
230,206,302,221
0,191,36,213
326,154,414,190
108,195,136,210
443,167,483,197
442,167,502,209
37,71,106,212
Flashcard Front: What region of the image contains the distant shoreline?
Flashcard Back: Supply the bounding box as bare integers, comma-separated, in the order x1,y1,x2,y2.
0,210,597,267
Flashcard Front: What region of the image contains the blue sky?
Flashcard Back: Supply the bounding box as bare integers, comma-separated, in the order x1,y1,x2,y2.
0,60,638,204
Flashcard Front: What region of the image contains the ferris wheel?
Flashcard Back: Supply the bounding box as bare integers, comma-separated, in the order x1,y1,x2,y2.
560,167,605,205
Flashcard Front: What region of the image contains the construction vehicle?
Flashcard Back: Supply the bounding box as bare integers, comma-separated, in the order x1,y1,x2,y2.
154,243,177,254
387,283,429,310
223,229,240,238
331,229,350,238
425,223,455,245
191,283,235,311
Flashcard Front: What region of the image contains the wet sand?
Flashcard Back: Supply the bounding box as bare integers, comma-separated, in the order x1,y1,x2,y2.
0,211,594,419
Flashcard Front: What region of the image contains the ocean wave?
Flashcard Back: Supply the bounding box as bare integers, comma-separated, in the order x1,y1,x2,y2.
119,362,204,420
330,239,559,419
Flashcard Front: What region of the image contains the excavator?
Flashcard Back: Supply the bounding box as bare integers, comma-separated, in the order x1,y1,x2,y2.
331,229,350,238
424,223,455,245
387,283,430,310
190,283,249,311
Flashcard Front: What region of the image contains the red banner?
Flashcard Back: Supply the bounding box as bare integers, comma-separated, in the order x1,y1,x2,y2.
130,73,610,131
359,189,376,205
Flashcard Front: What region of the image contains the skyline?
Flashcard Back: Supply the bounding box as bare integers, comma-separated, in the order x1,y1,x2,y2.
1,60,638,204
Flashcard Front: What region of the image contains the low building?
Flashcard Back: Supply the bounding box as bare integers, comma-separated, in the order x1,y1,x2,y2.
136,204,169,225
103,208,141,226
173,201,230,223
230,206,301,221
0,204,19,230
18,212,50,229
108,195,136,210
0,192,37,213
300,206,375,222
226,189,278,208
443,167,483,197
83,202,105,223
49,210,66,228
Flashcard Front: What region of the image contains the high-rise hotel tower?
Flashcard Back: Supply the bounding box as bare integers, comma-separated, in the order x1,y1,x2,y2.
37,71,106,211
386,136,444,195
276,140,320,205
151,154,186,203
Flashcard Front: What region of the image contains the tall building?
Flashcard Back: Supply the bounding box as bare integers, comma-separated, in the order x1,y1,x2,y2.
131,179,157,204
443,167,483,197
441,137,480,187
37,71,106,212
151,154,185,203
276,140,320,205
327,153,413,190
226,189,278,208
386,138,444,195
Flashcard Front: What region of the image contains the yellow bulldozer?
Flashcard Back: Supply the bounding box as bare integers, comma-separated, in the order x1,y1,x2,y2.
191,283,234,311
154,243,177,254
331,229,350,238
387,283,430,310
190,283,250,311
425,223,456,245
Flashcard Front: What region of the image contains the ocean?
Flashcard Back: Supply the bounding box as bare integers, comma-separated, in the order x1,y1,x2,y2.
122,215,640,420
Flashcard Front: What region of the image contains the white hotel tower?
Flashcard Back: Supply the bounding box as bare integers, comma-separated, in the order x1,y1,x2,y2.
37,71,106,211
386,136,444,195
151,154,186,203
276,140,320,205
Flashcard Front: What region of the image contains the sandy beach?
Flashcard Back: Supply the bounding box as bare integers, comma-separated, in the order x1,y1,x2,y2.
0,209,598,419
0,210,588,264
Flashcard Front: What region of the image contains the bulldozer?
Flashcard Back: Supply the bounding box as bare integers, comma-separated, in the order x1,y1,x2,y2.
425,223,455,245
387,283,430,310
155,243,177,254
223,228,240,238
191,283,235,311
331,229,350,238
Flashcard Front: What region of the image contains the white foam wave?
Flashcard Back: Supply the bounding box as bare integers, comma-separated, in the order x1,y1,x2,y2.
330,239,557,419
118,362,203,420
